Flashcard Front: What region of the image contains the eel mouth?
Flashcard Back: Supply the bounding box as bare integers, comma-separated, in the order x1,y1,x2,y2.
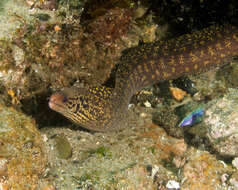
48,92,67,113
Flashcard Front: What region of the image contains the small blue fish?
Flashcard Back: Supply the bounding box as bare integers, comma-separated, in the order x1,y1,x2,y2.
179,107,204,127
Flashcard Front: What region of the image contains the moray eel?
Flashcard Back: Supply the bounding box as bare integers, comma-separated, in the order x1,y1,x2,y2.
49,24,238,132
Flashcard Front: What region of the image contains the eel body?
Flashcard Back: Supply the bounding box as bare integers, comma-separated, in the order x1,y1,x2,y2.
49,24,238,132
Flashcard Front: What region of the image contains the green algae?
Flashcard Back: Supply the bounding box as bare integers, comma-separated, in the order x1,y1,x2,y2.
88,146,112,158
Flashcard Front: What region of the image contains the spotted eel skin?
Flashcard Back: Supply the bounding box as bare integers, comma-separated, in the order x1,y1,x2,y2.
49,24,238,132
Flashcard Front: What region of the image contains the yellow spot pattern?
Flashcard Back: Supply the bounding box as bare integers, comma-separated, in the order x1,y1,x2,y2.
49,24,238,132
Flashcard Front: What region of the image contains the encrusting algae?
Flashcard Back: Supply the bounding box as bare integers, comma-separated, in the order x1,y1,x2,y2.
0,99,47,189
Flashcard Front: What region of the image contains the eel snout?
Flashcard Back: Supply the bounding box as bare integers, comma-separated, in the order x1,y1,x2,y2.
49,92,67,113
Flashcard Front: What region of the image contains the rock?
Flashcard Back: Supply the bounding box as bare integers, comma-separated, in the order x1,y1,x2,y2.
181,148,232,189
166,180,180,189
153,101,204,138
0,158,8,177
218,63,238,87
232,157,238,169
53,135,72,159
169,87,187,101
0,99,47,189
203,88,238,157
230,171,238,189
153,107,183,138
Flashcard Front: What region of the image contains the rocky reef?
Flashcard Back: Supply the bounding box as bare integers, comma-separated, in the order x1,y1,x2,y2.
1,0,238,189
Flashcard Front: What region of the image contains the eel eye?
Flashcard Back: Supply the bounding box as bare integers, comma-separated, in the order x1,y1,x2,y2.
62,96,68,103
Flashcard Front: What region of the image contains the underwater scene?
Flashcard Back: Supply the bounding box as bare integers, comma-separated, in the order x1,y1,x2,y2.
1,0,238,189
